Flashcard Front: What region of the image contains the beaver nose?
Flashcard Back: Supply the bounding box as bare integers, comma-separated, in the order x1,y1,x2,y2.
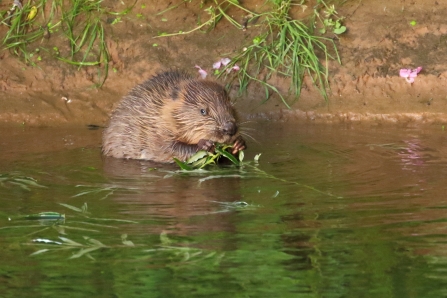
222,121,237,136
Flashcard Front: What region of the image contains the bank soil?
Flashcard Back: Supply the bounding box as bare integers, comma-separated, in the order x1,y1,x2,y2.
1,0,447,126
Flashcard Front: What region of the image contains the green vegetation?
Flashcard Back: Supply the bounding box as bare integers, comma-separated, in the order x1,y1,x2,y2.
316,3,347,35
173,143,248,170
172,146,338,198
1,0,344,101
221,0,341,106
157,0,344,106
0,173,47,191
0,0,133,86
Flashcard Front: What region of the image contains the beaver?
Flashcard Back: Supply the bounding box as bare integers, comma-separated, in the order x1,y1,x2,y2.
102,70,246,163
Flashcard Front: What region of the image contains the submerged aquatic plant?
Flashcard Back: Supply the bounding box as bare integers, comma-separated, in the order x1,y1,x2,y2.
28,229,224,264
0,173,47,191
172,145,339,198
31,235,109,259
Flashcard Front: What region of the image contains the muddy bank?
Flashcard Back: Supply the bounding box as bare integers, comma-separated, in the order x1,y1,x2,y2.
1,0,447,126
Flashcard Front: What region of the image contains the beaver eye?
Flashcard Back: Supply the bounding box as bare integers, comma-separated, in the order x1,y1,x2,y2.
200,108,207,116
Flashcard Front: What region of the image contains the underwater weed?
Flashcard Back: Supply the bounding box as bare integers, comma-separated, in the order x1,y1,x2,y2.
172,146,340,198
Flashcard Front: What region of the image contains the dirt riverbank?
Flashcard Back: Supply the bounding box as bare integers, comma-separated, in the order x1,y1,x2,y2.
1,0,446,126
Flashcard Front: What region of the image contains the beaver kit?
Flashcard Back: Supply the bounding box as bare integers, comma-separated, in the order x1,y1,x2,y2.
102,71,246,163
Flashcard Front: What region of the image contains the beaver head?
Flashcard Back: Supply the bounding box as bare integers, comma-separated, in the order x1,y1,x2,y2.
169,79,240,146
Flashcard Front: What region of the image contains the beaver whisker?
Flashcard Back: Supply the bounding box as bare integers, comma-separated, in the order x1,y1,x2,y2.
237,120,256,126
239,126,256,132
239,131,258,143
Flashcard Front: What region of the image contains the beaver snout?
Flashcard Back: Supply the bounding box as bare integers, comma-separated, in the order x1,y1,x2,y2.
222,121,237,136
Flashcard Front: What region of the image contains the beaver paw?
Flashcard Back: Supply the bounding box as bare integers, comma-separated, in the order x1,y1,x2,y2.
231,137,246,154
197,139,215,152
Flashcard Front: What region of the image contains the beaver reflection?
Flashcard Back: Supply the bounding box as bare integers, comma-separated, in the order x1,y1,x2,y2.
103,157,242,242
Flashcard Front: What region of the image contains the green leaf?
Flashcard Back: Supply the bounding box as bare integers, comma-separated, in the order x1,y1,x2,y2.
121,234,135,247
215,147,240,166
186,150,209,163
238,150,245,162
59,237,83,246
14,177,47,188
111,17,121,25
253,36,263,45
333,26,346,34
30,249,50,256
191,156,213,169
324,18,333,26
335,20,342,28
160,231,172,245
85,236,106,247
69,246,101,259
173,158,193,171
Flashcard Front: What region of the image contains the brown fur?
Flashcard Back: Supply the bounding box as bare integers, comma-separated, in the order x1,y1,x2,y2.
102,71,245,163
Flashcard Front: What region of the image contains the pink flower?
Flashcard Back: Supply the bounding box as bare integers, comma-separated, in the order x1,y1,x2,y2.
399,67,422,83
213,58,231,69
213,58,239,73
195,65,207,79
196,58,240,79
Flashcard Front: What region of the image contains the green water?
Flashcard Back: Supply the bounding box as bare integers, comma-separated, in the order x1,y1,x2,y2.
1,123,447,297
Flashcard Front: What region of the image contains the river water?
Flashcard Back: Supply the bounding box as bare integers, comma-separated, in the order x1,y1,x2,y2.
1,123,447,297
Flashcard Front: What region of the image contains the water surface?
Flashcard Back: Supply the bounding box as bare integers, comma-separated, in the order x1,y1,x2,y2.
1,123,447,297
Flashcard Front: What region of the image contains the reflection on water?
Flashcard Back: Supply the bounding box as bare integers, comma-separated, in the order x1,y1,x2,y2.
1,123,447,297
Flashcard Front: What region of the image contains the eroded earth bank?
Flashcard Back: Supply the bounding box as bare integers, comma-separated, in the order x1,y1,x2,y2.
1,0,447,126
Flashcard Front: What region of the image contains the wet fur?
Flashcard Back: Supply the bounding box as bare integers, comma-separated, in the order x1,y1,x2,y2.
102,71,243,162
